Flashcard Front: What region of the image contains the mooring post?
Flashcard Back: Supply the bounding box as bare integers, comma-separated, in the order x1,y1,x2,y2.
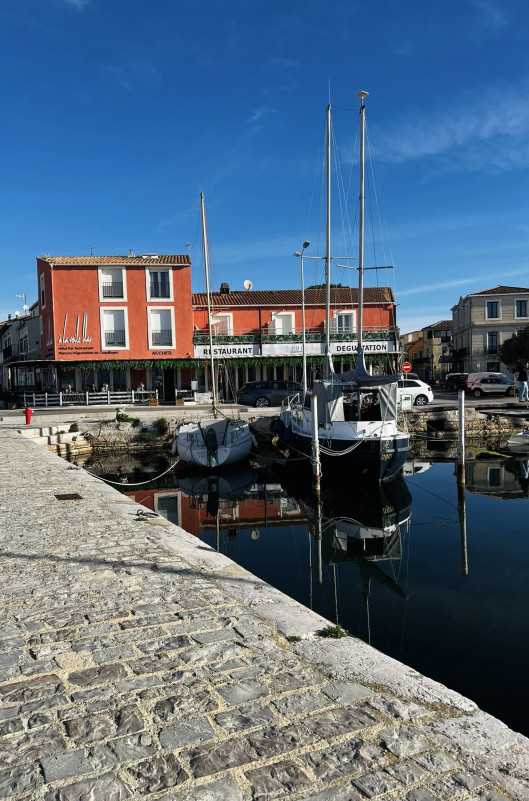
311,393,322,490
457,388,468,575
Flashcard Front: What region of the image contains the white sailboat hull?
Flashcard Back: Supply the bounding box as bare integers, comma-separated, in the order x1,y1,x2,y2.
173,418,255,468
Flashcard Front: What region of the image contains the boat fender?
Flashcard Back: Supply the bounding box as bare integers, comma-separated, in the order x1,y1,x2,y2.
251,433,258,449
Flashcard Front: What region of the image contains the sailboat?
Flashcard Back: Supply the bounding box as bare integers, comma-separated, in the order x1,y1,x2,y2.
273,92,409,481
173,194,256,468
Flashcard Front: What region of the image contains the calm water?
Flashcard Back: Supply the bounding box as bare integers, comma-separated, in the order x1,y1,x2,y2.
79,450,529,737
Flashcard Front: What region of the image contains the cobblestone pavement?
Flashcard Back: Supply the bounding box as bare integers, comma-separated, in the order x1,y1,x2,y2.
0,425,528,801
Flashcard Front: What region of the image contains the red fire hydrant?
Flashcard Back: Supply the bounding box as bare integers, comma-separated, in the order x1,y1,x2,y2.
23,407,33,425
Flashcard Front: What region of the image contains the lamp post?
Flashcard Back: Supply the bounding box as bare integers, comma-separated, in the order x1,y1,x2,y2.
293,242,310,394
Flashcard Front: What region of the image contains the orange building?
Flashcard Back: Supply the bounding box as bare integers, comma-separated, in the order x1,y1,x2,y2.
34,253,400,402
37,253,193,398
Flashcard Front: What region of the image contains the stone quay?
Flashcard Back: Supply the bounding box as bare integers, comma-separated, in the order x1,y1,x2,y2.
0,412,528,801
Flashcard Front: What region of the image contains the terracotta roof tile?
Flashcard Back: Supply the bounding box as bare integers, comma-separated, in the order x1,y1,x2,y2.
38,255,190,266
470,285,529,296
192,287,394,307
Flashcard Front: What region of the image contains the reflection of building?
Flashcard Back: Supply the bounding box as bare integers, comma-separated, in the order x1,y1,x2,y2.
466,459,529,499
451,285,529,375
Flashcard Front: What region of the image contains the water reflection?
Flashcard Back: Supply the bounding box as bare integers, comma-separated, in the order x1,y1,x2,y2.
75,450,529,736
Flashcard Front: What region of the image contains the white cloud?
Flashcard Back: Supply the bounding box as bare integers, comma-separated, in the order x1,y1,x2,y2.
469,0,509,43
62,0,90,9
249,106,276,124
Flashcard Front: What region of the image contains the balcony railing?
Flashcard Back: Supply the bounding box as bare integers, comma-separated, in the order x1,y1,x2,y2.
151,329,173,346
192,325,396,345
101,281,124,298
104,330,126,347
150,282,170,298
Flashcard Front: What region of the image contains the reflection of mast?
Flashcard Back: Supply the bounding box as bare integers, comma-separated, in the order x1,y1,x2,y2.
457,389,468,575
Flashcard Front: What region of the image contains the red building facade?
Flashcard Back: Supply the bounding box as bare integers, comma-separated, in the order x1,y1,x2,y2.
35,255,399,400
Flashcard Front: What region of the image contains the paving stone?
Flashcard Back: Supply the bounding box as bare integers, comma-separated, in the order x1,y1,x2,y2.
136,635,190,654
0,727,66,767
405,788,440,801
430,770,487,799
0,718,23,737
244,758,314,801
270,667,323,691
0,708,17,721
296,786,363,801
20,693,69,714
246,722,317,758
42,770,132,800
273,689,331,717
413,750,460,774
215,704,276,733
322,681,375,704
0,764,37,798
304,704,379,739
352,769,401,798
20,659,55,677
159,716,216,750
127,653,182,675
89,733,156,770
70,686,114,703
92,645,136,663
191,629,236,645
68,663,128,687
185,736,256,778
114,674,163,693
215,679,268,706
0,652,21,681
384,758,430,787
378,725,431,758
127,753,189,793
39,749,92,783
470,791,512,801
160,775,244,800
304,739,387,781
0,674,63,705
27,712,55,728
64,704,144,744
153,685,219,723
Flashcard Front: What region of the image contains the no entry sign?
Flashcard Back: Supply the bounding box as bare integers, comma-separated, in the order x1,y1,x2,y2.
402,362,412,373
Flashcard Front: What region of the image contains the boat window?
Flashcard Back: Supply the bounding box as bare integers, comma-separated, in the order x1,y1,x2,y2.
343,390,382,422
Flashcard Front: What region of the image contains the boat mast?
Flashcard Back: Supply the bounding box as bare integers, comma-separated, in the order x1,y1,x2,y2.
201,192,217,417
325,104,332,379
357,91,368,359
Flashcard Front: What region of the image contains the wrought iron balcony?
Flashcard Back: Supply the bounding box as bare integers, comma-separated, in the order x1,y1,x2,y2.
101,281,124,298
192,325,396,345
151,329,173,346
149,282,170,298
104,330,126,347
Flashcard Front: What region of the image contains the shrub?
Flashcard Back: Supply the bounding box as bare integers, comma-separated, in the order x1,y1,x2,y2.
69,422,79,432
155,417,170,436
320,624,348,639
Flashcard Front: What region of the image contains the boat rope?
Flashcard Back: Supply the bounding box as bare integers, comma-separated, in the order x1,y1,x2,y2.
84,458,181,487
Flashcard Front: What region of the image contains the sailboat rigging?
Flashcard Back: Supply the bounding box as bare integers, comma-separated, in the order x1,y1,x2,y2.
273,92,409,481
173,193,256,468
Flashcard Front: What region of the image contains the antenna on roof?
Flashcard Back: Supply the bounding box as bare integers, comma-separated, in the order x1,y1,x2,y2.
89,245,94,256
243,279,253,291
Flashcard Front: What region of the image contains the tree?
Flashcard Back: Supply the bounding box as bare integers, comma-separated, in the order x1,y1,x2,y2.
500,326,529,370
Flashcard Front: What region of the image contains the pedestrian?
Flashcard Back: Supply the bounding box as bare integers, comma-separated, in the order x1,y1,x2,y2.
517,364,529,402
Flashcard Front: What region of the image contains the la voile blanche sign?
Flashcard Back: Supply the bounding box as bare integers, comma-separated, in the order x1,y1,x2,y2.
194,339,394,358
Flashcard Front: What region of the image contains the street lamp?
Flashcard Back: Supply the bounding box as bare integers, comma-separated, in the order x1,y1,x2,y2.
293,241,310,394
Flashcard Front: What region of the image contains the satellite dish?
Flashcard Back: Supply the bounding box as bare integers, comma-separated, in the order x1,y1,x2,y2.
22,304,29,311
243,279,253,291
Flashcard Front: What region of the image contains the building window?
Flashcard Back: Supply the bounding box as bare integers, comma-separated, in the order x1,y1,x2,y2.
147,269,172,300
148,308,174,349
486,300,500,319
40,274,46,309
270,312,294,335
101,309,128,349
487,332,498,354
427,330,433,339
516,299,528,318
330,310,355,334
99,267,126,300
487,362,500,372
210,313,233,336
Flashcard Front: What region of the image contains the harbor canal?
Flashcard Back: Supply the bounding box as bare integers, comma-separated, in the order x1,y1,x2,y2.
80,449,529,739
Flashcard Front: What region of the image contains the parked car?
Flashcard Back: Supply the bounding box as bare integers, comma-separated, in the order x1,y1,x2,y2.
467,374,517,398
236,380,302,407
400,372,419,380
397,379,434,406
441,373,468,391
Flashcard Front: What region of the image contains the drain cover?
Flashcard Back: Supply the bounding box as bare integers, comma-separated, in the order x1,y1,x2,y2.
55,493,83,500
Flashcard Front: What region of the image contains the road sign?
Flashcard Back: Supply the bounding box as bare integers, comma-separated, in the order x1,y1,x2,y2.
402,362,412,373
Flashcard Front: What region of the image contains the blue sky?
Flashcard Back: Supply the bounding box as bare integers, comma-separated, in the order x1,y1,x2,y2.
1,0,529,333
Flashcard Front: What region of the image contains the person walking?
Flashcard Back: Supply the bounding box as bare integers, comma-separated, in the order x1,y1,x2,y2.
517,364,529,402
